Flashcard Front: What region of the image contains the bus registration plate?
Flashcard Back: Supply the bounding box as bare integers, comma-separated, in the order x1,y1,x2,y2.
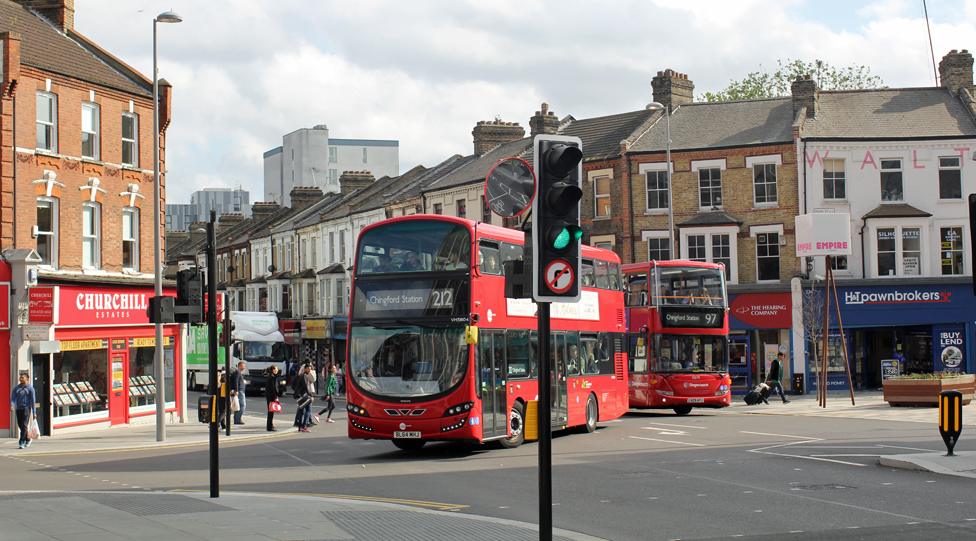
394,431,421,439
687,398,704,403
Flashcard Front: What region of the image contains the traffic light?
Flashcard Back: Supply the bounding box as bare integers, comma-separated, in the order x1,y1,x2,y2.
176,267,204,323
147,296,175,324
532,135,583,302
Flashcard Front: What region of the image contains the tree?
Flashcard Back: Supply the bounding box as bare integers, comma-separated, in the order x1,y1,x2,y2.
701,59,885,102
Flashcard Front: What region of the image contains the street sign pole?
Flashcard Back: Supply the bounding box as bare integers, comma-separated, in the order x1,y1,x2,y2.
224,299,231,437
537,300,552,541
206,209,220,498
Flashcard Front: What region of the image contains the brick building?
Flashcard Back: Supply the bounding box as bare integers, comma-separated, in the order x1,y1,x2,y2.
1,0,180,437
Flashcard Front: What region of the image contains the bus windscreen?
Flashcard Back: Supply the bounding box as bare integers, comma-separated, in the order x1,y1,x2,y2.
654,334,728,373
357,220,470,275
655,266,725,306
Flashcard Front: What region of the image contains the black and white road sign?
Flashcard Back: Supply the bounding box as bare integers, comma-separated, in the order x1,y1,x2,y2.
543,259,575,294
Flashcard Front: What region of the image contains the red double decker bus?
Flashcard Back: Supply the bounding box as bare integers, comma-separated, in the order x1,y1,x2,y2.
345,215,629,450
622,260,731,414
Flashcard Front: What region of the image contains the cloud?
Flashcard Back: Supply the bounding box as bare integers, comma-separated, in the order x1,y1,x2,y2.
71,0,975,204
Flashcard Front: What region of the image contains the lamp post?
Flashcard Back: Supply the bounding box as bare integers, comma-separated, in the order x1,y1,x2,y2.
153,10,182,442
646,102,674,259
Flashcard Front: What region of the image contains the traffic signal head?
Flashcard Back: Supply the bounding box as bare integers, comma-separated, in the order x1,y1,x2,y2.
176,268,204,323
532,135,583,302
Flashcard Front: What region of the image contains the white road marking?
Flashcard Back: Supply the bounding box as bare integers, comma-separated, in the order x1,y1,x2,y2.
628,436,705,447
641,427,687,436
876,444,941,452
740,431,818,440
262,442,314,467
809,454,880,458
642,422,707,430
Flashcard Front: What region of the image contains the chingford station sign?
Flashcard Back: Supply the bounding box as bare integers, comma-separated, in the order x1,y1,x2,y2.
795,212,852,257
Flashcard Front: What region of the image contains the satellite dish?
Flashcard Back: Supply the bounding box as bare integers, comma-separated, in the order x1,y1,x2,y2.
484,157,536,219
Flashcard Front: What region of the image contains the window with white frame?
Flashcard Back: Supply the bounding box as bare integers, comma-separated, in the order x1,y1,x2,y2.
875,225,924,276
36,197,58,267
122,206,139,270
648,238,670,261
752,163,777,205
880,159,903,202
823,158,846,199
698,168,722,208
687,235,706,261
329,231,335,264
36,92,57,152
594,175,611,218
645,170,669,211
941,226,964,275
756,232,779,281
81,102,100,160
305,282,315,315
329,146,337,163
831,256,849,271
939,156,962,200
712,234,731,279
82,202,100,268
121,112,138,167
339,231,347,263
335,278,346,315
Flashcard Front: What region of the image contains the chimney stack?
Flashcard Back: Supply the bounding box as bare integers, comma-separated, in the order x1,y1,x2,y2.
251,202,282,220
288,186,324,210
791,76,819,119
16,0,74,31
529,102,560,136
339,170,376,195
651,69,695,111
472,119,524,156
187,221,209,246
939,49,974,95
216,212,246,235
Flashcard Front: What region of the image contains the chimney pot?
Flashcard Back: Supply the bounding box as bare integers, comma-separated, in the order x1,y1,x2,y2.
651,68,695,111
472,118,524,155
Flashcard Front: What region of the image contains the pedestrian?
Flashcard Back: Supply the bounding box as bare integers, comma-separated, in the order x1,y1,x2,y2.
9,372,36,449
767,352,790,404
294,363,315,432
215,370,228,430
231,361,248,425
316,364,338,424
265,365,281,432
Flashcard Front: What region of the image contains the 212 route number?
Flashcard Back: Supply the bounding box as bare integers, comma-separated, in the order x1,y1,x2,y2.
430,288,454,309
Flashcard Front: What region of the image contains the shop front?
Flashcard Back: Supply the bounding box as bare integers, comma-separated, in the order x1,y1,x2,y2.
30,283,182,433
728,290,793,393
301,318,330,391
808,280,976,392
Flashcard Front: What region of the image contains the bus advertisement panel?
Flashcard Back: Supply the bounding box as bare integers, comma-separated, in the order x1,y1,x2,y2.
344,215,629,451
623,260,731,414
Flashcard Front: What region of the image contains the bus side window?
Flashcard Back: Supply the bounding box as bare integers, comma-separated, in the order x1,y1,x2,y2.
596,333,613,375
581,335,599,375
628,334,648,374
501,242,523,263
626,273,647,307
478,242,502,275
581,260,595,287
609,263,621,290
529,331,539,377
565,333,580,376
595,260,610,289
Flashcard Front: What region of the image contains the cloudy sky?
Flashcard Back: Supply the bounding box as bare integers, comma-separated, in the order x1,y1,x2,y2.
74,0,976,203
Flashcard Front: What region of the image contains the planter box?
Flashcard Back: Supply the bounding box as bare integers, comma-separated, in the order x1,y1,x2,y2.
883,374,975,407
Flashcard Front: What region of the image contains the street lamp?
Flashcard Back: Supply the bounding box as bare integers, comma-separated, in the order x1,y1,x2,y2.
646,101,674,260
153,10,182,442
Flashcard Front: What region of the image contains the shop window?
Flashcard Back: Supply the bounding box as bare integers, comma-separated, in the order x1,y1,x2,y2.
941,227,964,275
938,156,962,200
122,206,139,271
876,228,896,276
130,342,175,408
901,228,921,276
36,197,58,267
53,348,108,418
880,159,902,202
877,226,925,277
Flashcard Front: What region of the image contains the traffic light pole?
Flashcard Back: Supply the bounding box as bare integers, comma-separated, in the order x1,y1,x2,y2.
206,210,220,498
224,303,231,437
537,301,552,541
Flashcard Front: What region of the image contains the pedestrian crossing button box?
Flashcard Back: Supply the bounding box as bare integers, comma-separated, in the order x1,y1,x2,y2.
198,395,211,424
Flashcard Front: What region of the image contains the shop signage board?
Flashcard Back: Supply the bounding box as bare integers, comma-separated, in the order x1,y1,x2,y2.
23,324,53,341
934,325,965,373
881,358,902,380
28,286,58,324
795,213,852,257
52,285,175,327
302,319,329,339
729,292,791,329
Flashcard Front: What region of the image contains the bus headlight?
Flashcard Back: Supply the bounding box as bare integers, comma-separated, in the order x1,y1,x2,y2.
347,403,370,417
443,402,474,417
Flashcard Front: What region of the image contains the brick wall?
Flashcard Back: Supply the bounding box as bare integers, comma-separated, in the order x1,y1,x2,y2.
628,143,799,283
8,66,160,272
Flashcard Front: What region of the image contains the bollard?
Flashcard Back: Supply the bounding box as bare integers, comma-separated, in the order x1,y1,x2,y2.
938,390,963,456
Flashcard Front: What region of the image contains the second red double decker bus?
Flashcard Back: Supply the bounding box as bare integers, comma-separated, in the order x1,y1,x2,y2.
344,215,629,450
622,260,731,414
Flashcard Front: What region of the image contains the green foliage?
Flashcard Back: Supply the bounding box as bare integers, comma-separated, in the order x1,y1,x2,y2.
701,59,885,102
889,372,969,380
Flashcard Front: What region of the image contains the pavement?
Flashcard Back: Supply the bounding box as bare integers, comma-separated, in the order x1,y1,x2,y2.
0,490,604,541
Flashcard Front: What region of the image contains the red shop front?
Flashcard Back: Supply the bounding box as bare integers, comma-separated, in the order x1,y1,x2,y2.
33,283,182,433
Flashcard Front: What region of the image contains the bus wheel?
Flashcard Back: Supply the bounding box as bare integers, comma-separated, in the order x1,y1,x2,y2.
499,402,525,449
673,406,692,415
392,439,426,451
583,395,599,433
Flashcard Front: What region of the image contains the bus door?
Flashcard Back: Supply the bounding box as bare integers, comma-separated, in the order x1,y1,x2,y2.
478,331,507,439
551,333,568,428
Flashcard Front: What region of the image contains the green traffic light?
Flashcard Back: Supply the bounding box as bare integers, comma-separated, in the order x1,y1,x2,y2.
553,228,571,250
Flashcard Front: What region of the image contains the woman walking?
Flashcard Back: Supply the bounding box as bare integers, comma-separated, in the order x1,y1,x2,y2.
265,365,281,431
316,364,338,423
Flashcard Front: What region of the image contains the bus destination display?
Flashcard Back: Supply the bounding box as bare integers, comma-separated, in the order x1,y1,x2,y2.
660,306,724,328
353,279,468,319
